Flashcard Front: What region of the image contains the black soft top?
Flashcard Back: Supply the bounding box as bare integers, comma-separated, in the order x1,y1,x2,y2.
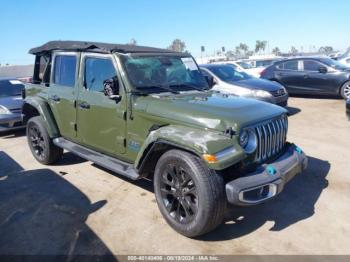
29,40,180,55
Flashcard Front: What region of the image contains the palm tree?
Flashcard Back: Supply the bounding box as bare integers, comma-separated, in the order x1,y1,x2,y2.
167,39,186,52
272,47,281,56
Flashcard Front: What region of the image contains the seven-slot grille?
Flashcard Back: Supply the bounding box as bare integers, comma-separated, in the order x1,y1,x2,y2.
253,115,288,163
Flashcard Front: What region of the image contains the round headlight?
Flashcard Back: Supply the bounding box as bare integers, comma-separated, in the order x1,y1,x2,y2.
239,130,249,148
239,128,258,154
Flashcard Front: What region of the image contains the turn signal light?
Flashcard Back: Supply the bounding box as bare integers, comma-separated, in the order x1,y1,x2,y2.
202,154,217,164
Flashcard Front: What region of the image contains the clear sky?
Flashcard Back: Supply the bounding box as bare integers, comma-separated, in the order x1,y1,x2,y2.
1,0,349,65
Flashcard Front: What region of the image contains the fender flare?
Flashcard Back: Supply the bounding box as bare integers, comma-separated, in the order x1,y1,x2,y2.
22,97,60,138
135,125,245,172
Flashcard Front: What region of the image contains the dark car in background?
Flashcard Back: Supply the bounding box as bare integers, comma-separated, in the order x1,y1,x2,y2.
0,78,25,132
201,64,288,106
260,57,350,99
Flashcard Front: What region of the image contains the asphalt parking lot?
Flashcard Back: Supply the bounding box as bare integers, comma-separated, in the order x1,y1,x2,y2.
0,97,349,256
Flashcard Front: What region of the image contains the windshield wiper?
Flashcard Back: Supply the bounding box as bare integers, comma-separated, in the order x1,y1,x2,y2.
135,85,180,94
169,83,208,92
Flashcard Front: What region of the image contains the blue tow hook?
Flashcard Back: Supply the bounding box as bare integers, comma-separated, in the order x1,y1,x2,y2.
266,165,277,176
295,146,303,155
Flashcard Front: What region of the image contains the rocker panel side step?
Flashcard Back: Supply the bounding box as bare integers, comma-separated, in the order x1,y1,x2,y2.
53,137,140,180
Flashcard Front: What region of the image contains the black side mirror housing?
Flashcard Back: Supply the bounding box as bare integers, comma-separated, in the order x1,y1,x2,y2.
204,75,215,88
319,66,328,74
103,77,121,102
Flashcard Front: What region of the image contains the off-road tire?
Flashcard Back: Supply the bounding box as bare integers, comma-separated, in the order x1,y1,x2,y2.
26,116,63,165
340,81,350,99
154,149,226,237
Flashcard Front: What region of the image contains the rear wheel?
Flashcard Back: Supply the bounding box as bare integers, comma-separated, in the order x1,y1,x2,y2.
27,116,63,165
154,149,226,237
340,81,350,99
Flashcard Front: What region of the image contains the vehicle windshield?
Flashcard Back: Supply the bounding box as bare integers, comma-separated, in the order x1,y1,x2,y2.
0,80,24,97
320,58,349,70
237,61,252,69
206,65,252,82
120,55,209,93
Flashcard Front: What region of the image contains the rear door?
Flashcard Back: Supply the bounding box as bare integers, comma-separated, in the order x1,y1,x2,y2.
49,52,79,139
76,53,127,155
274,60,305,93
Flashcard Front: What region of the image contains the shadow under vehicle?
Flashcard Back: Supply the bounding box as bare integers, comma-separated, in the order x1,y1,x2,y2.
0,151,115,260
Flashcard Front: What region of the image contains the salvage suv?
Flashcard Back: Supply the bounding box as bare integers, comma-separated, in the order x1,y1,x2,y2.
22,41,308,237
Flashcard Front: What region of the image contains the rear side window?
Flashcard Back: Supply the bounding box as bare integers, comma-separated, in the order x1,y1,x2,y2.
53,55,77,87
278,60,298,71
303,60,322,71
84,57,117,92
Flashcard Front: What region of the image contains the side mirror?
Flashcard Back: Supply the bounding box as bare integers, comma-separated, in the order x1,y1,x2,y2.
103,77,121,102
204,75,215,88
319,66,328,74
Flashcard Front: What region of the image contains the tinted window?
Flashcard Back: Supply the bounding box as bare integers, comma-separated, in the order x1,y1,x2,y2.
53,55,76,87
85,58,117,92
282,60,298,71
303,60,322,71
0,80,24,97
207,65,252,82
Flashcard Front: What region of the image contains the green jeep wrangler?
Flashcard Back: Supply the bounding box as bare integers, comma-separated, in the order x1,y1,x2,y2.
22,41,308,237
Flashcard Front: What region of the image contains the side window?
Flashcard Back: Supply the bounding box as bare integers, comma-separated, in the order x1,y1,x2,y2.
84,57,117,92
33,55,51,84
283,60,299,71
303,60,322,71
53,55,77,87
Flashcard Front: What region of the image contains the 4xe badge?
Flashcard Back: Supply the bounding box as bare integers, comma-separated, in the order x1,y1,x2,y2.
128,140,141,152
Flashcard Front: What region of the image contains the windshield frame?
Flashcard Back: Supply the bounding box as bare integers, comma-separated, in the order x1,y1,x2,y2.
116,53,209,94
320,58,349,70
204,65,253,83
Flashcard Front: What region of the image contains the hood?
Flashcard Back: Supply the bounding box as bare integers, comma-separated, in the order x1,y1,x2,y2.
226,78,283,91
135,91,286,132
0,96,23,110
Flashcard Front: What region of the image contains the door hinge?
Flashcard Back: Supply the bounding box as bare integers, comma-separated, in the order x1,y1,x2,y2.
123,138,127,148
74,123,77,131
123,111,127,121
73,100,77,108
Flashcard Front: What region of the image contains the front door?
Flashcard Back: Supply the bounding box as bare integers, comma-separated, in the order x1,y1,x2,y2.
49,53,78,139
301,59,337,94
76,54,126,155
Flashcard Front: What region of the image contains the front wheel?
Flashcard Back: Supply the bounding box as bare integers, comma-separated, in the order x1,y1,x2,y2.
154,149,226,237
340,81,350,99
27,116,63,165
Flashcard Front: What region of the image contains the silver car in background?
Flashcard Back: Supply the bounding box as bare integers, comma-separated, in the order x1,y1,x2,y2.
200,64,289,107
0,78,25,132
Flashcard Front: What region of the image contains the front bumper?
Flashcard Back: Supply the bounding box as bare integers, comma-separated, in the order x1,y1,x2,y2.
226,144,308,206
0,113,25,132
